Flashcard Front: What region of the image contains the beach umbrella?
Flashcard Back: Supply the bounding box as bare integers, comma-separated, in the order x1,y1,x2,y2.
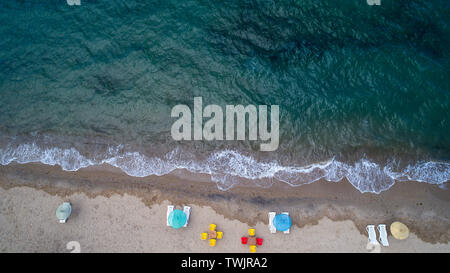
56,202,72,222
390,221,409,240
168,209,187,229
273,213,292,232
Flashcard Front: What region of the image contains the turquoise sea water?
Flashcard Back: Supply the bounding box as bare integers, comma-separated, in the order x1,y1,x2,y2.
0,0,449,192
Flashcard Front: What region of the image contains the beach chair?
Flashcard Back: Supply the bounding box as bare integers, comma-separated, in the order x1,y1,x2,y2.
209,239,216,247
183,206,191,227
217,231,223,239
201,233,208,240
241,237,248,244
248,228,255,236
377,224,389,246
268,212,276,233
250,245,257,253
282,212,290,234
366,225,379,245
209,224,216,231
256,238,263,246
166,205,174,226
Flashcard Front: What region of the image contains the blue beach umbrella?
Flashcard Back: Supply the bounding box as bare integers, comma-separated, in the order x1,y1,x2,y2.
168,209,187,229
273,213,292,232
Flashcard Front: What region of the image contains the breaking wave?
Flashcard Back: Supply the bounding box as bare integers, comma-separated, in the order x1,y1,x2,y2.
0,142,448,193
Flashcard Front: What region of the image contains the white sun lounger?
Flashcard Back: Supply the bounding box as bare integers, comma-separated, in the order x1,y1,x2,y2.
377,224,389,246
183,206,191,227
366,225,379,245
167,205,174,226
282,212,290,234
268,212,276,233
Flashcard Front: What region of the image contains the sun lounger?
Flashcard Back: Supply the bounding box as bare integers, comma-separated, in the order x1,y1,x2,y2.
268,212,276,233
167,205,174,226
366,225,379,245
282,212,290,234
377,224,389,246
183,206,191,227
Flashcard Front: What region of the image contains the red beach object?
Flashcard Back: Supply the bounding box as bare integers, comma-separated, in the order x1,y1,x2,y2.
241,237,248,244
256,238,263,246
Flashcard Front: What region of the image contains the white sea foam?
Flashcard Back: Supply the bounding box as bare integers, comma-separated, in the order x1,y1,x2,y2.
0,143,448,194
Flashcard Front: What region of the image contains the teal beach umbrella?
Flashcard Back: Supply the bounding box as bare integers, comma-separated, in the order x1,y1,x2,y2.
168,209,187,229
56,202,72,222
273,213,291,232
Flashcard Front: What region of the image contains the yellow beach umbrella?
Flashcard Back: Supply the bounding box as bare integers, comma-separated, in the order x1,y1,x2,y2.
390,222,409,240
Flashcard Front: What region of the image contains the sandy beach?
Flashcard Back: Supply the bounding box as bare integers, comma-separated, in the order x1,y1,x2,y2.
0,163,448,253
1,186,448,253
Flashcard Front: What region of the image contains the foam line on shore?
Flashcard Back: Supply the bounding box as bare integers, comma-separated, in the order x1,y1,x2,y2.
0,143,448,194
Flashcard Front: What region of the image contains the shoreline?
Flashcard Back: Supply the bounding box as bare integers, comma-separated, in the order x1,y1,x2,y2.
0,162,449,249
1,140,449,194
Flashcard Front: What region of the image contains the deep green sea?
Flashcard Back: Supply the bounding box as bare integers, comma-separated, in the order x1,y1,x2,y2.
0,0,449,193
